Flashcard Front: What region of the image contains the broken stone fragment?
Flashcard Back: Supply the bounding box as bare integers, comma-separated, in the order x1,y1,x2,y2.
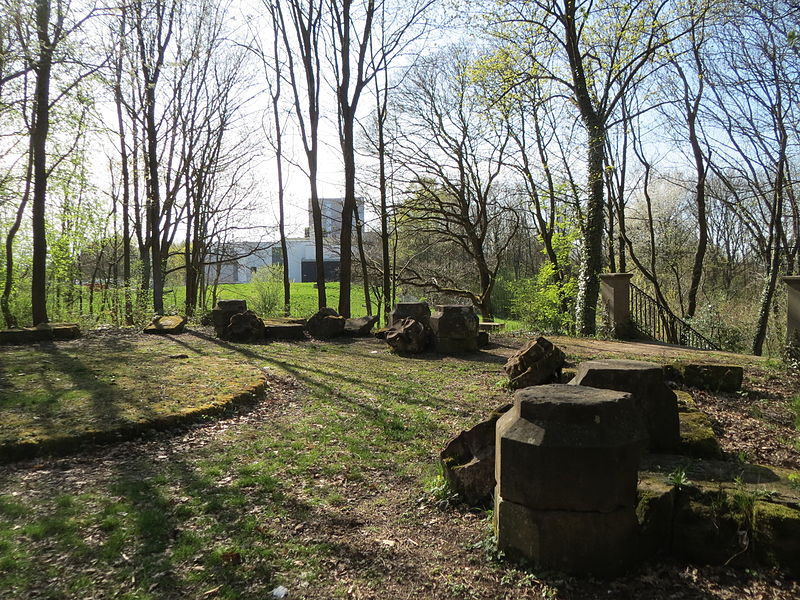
503,337,565,389
384,317,431,354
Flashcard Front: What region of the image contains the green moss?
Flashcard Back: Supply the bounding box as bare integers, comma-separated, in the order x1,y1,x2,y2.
679,410,723,459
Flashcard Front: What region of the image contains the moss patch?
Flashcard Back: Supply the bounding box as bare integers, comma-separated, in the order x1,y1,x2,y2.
0,332,266,461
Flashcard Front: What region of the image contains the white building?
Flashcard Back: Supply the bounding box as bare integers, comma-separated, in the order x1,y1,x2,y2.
207,197,365,284
206,238,340,284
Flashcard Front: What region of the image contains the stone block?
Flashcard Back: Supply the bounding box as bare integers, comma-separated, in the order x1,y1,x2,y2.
385,318,430,353
212,299,247,335
263,321,306,340
682,363,744,393
0,323,81,344
429,305,479,353
495,384,646,513
344,315,379,336
389,302,431,328
570,359,680,452
495,494,639,576
305,309,345,339
143,315,187,335
504,337,565,389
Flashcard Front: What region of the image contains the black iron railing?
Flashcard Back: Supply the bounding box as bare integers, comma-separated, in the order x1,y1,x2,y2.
629,283,720,351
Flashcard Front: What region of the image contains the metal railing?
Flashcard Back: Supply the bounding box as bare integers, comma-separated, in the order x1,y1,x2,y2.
629,283,720,351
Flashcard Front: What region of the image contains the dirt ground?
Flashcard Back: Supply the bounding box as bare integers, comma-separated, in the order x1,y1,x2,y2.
1,331,798,599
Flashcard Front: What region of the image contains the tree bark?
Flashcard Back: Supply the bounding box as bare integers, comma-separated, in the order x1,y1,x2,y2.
31,0,54,325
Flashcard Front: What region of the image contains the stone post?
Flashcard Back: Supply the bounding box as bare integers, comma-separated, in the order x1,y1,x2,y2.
783,276,800,348
494,384,646,575
599,273,633,338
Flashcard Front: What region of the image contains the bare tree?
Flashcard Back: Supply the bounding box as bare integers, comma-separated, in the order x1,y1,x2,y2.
392,46,519,320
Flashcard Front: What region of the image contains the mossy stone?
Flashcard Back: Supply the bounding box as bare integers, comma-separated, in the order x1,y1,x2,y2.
679,410,723,459
636,479,675,558
753,501,800,576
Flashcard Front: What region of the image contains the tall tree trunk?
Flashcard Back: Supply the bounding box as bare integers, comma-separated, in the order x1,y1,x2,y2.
354,204,371,315
31,0,53,325
574,121,606,335
114,48,134,324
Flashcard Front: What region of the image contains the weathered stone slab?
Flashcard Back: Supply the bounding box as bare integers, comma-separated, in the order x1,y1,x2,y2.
263,320,306,340
503,337,565,389
389,302,431,328
681,363,744,393
305,308,345,339
430,305,479,353
344,315,378,336
675,390,723,458
440,404,512,506
570,358,680,452
385,317,430,354
143,315,187,335
495,494,639,576
496,384,646,513
0,323,81,344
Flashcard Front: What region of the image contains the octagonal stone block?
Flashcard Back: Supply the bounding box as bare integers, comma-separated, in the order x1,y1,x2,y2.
495,384,646,513
570,359,680,452
495,494,638,576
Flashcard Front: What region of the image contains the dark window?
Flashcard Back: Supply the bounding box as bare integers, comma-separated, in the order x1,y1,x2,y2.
301,260,340,283
271,247,283,265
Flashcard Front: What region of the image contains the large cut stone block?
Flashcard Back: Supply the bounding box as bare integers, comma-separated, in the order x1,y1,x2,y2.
305,308,345,339
389,302,431,328
212,299,247,335
429,305,479,353
495,494,638,576
495,384,645,513
570,359,680,452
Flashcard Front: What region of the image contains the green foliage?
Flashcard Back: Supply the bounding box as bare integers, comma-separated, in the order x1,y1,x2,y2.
508,226,578,334
667,467,691,490
246,266,285,317
686,304,747,353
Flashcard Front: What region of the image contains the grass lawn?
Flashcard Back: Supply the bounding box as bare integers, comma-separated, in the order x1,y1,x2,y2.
0,332,797,599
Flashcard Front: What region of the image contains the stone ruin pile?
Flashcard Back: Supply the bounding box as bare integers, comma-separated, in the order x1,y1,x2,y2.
440,341,798,576
383,301,484,354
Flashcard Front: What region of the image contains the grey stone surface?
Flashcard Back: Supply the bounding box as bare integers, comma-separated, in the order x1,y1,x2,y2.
570,358,680,452
224,310,265,342
495,494,639,576
212,299,248,335
430,305,479,353
385,317,430,353
0,323,81,344
143,315,187,335
389,302,431,328
263,321,306,341
495,384,645,512
504,337,565,389
440,404,512,506
344,315,379,336
305,309,346,339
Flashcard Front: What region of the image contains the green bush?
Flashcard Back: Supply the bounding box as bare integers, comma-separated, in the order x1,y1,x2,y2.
509,263,576,334
247,266,285,317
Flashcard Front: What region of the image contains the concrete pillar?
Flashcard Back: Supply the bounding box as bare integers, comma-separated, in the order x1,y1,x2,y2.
782,276,800,347
599,273,633,338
